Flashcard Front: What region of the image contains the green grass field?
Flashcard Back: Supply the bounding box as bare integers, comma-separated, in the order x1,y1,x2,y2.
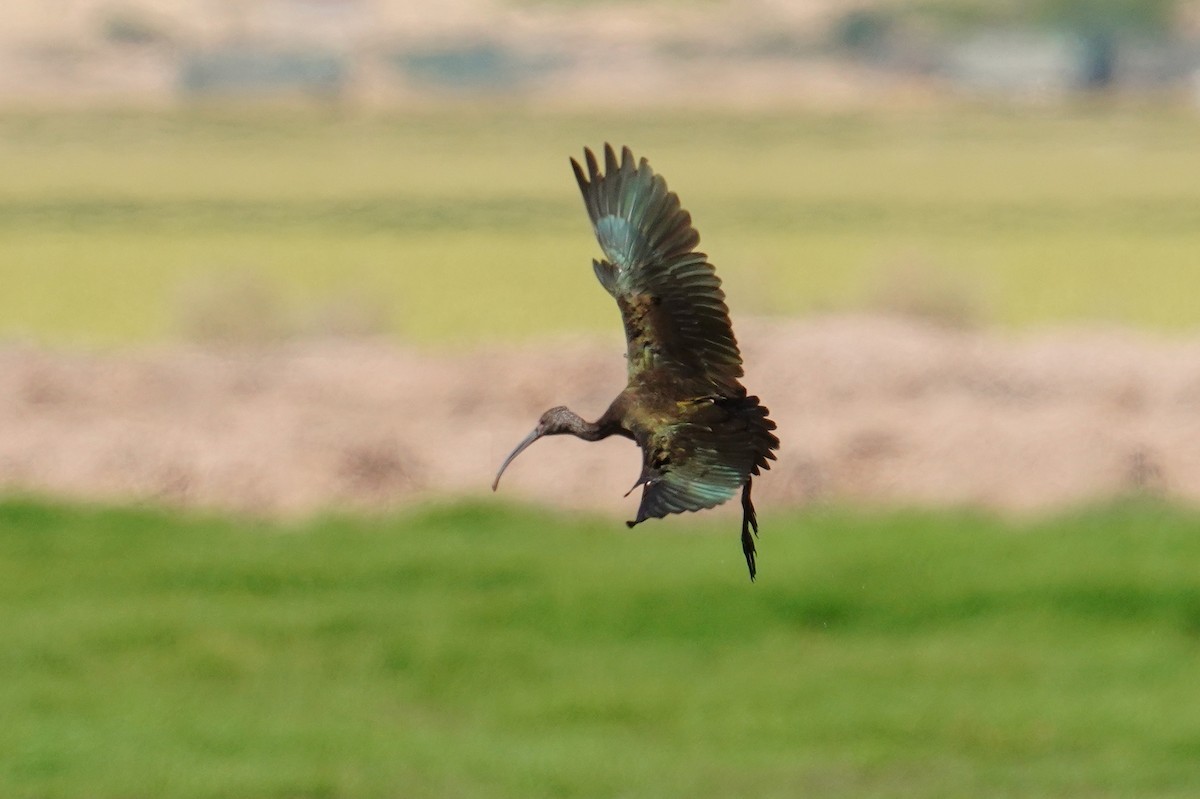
3,498,1199,798
4,107,1200,345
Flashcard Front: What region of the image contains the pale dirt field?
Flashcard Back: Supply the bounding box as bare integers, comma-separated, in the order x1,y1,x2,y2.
3,314,1199,520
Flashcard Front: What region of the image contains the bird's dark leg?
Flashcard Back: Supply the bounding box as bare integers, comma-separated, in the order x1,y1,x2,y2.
741,479,758,582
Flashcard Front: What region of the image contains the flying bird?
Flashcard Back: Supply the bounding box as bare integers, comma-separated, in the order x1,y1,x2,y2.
492,144,779,580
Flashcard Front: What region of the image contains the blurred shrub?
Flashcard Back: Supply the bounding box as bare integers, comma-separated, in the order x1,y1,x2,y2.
98,7,174,47
865,257,987,329
300,290,392,339
390,41,564,91
179,48,347,99
909,0,1179,35
175,272,393,346
832,9,895,54
1033,0,1178,35
174,271,290,346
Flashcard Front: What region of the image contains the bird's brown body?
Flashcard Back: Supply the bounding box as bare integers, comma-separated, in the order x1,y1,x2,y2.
492,144,779,579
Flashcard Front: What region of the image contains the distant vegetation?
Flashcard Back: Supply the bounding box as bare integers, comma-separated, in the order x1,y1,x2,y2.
3,108,1200,346
905,0,1180,33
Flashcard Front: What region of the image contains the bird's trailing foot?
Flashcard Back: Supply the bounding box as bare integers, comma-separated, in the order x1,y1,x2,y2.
741,479,759,582
623,467,660,498
624,468,662,527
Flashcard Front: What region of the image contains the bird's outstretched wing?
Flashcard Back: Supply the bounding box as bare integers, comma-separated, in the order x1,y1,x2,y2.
571,144,743,395
571,144,779,526
630,394,777,525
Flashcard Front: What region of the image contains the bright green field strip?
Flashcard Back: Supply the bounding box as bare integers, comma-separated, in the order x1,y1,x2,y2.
3,109,1200,344
1,498,1199,798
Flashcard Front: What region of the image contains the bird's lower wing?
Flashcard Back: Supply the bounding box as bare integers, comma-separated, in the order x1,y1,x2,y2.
629,396,778,525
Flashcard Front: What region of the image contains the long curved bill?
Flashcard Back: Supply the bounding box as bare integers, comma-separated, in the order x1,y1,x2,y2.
491,428,542,491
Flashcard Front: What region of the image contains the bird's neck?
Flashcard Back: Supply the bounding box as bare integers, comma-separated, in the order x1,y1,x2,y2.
561,409,614,442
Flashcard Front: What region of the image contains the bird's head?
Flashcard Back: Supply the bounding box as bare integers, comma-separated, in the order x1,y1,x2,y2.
535,406,578,435
491,406,574,491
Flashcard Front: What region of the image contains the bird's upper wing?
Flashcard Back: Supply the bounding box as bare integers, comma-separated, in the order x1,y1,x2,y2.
571,144,744,395
631,394,777,524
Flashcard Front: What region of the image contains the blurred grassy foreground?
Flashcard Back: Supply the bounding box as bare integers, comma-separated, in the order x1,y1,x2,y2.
2,498,1199,798
4,108,1200,345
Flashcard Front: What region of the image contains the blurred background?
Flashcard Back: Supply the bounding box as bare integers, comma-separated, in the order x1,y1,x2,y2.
3,1,1200,797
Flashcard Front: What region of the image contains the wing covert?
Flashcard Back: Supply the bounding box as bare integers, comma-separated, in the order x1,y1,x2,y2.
571,144,744,394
